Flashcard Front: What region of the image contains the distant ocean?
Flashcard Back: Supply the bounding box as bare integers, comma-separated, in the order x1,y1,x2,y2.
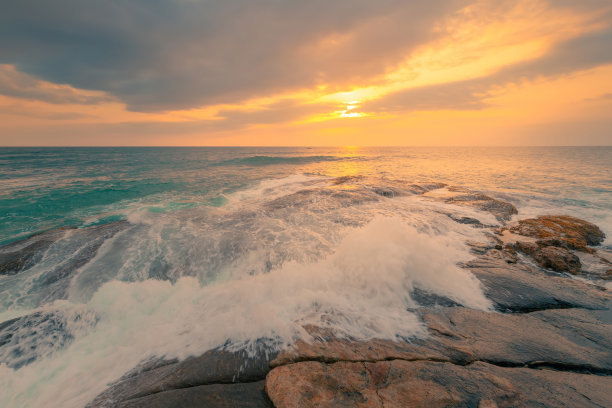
1,146,611,407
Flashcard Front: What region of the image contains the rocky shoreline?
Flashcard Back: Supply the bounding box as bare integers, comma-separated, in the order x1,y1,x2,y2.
1,182,611,407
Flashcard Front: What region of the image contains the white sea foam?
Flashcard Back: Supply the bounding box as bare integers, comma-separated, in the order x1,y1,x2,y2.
0,212,491,408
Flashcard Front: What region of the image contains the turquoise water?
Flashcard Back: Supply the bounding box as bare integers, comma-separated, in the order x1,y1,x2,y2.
1,147,611,245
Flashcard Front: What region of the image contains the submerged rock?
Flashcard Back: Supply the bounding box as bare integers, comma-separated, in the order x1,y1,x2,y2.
0,309,98,369
424,186,518,222
0,227,75,275
0,221,129,278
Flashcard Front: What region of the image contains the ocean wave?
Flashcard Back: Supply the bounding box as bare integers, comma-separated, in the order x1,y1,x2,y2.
214,155,362,166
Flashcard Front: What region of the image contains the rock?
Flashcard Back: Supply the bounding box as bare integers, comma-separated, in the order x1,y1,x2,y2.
0,221,129,280
466,254,609,312
88,346,277,407
115,381,272,408
410,287,461,308
533,246,581,274
265,360,612,408
509,215,605,251
444,187,518,221
452,216,484,226
0,226,75,275
503,215,608,274
424,186,518,222
272,307,612,375
420,307,612,374
370,187,401,198
267,306,612,407
513,241,538,255
0,309,98,369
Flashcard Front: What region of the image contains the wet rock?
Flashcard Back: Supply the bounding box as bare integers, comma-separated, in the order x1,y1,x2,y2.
420,307,612,374
504,215,607,275
0,226,75,275
509,215,605,251
263,188,380,211
88,346,278,407
370,187,401,198
332,175,364,185
445,187,518,221
115,381,272,408
0,309,98,369
267,304,612,407
425,186,518,222
466,254,609,312
270,325,463,368
513,240,538,255
0,221,129,281
266,360,612,408
451,216,484,226
34,221,130,303
272,307,612,375
410,287,461,308
533,246,581,274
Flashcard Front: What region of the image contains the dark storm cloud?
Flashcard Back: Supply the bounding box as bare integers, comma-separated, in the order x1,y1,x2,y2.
0,0,467,111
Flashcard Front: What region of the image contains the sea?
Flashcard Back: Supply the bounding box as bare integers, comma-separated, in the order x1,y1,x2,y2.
0,146,610,407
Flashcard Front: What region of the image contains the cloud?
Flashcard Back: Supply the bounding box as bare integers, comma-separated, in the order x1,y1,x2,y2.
0,0,467,111
362,23,612,114
0,64,112,105
1,0,610,127
362,79,490,113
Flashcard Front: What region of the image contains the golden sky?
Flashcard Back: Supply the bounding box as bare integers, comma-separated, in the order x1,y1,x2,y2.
1,0,611,145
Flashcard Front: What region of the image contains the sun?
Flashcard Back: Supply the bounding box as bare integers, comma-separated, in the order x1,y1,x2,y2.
339,101,366,118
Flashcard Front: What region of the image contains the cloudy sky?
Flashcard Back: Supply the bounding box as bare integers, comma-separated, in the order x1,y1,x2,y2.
1,0,611,145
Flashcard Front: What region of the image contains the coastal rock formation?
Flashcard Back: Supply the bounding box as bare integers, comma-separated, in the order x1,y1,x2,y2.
0,309,98,369
0,221,129,277
266,360,612,408
86,211,611,408
113,381,272,408
264,306,612,408
270,307,612,374
501,215,608,276
87,347,277,408
466,251,608,312
444,187,518,221
0,226,76,275
509,215,605,249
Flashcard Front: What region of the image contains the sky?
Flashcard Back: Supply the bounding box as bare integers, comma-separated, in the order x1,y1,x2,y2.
0,0,611,146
